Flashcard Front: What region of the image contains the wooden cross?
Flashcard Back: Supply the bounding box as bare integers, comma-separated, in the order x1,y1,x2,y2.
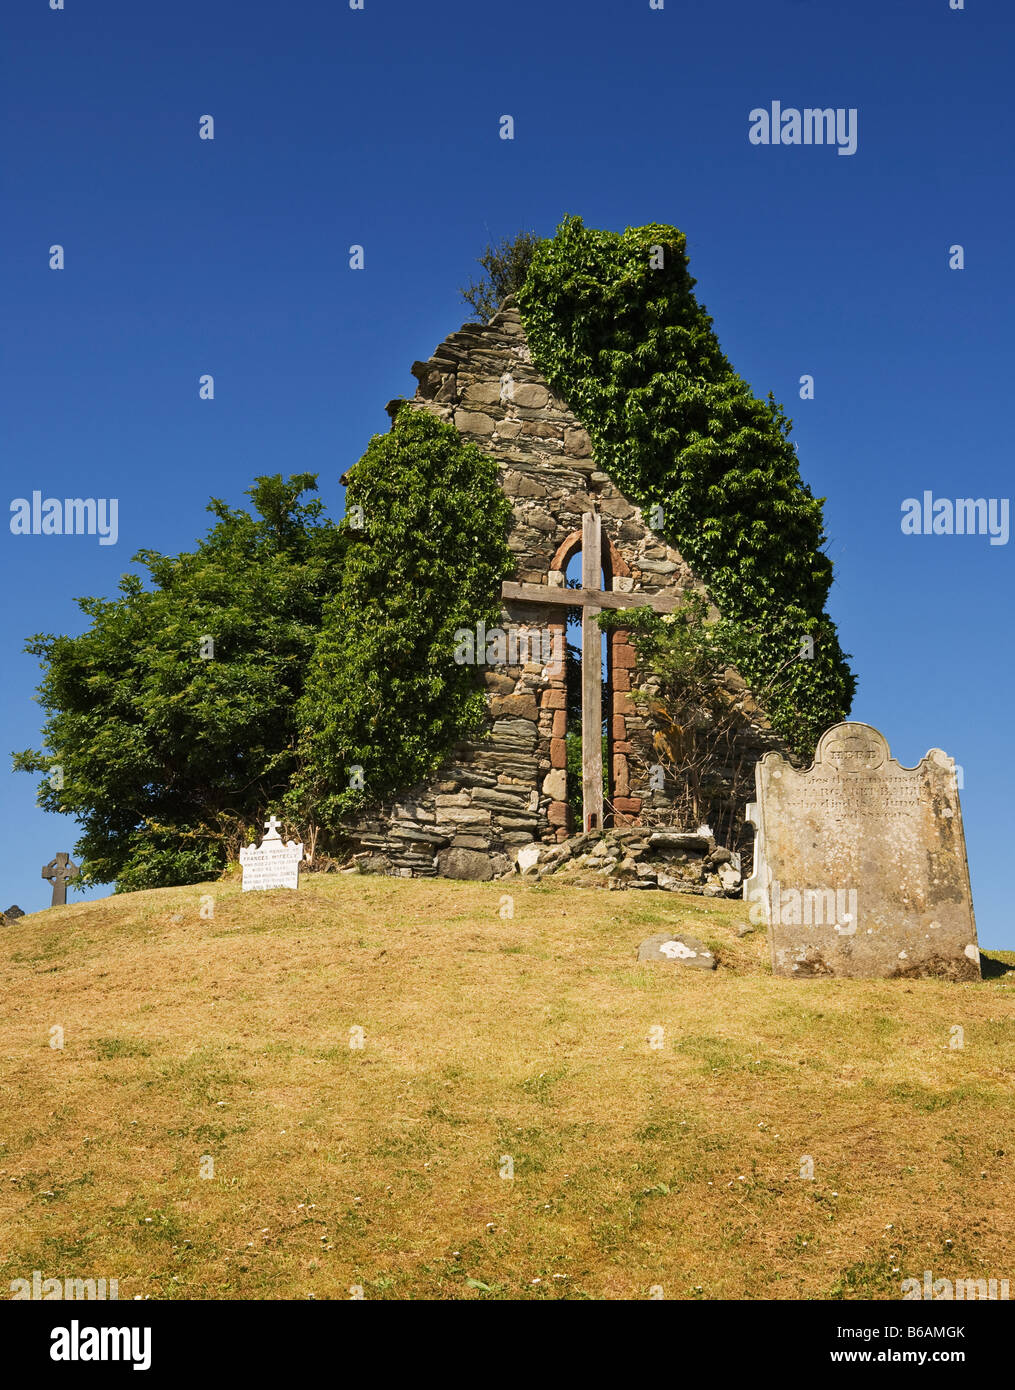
502,511,680,832
41,852,80,907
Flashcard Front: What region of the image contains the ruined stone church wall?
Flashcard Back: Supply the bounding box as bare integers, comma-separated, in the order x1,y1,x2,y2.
343,298,782,879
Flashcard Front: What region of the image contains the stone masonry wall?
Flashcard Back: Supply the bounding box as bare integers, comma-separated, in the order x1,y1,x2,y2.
340,296,784,879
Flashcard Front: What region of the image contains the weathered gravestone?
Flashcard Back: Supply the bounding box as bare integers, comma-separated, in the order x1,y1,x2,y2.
744,722,979,980
239,816,304,892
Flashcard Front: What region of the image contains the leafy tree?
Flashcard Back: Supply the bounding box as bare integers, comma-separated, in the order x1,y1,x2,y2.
16,416,515,890
14,475,346,892
460,230,541,323
288,406,514,829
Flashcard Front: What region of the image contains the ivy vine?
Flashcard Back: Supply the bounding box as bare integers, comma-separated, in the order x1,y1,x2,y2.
288,405,514,826
517,216,855,755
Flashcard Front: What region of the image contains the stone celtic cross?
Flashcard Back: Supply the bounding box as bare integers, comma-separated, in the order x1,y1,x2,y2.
41,851,80,907
502,510,679,831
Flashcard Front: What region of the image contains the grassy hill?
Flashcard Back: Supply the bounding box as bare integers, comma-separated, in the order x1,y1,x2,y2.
1,874,1013,1301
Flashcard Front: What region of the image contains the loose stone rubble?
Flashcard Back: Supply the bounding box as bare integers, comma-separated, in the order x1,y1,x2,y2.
346,823,743,898
510,826,742,895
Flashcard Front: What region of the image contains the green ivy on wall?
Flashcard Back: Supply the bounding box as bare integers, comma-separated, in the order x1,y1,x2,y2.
517,216,855,755
288,405,515,827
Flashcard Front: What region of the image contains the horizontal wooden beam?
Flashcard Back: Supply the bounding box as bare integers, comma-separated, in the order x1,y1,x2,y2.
501,580,680,614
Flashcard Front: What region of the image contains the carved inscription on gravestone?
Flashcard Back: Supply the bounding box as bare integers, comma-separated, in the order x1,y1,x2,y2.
744,722,979,980
239,816,304,892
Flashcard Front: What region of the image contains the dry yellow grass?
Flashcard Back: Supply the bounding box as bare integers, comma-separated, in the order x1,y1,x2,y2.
1,873,1013,1301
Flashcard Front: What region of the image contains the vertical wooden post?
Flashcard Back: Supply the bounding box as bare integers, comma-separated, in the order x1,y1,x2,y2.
581,511,604,832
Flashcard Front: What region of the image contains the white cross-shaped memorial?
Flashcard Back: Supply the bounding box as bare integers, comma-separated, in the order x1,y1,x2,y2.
240,812,303,892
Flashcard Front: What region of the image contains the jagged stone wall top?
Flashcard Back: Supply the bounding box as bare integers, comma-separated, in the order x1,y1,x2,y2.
387,295,699,592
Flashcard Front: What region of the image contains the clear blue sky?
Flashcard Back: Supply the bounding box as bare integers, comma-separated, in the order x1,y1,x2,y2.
2,0,1011,946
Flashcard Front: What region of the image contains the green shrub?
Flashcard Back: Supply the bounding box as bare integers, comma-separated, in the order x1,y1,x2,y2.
289,406,514,827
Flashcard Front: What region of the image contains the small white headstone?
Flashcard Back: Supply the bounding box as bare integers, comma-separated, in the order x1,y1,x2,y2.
240,816,304,892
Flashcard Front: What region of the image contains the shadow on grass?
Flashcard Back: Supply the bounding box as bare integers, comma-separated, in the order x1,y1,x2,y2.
980,950,1015,980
